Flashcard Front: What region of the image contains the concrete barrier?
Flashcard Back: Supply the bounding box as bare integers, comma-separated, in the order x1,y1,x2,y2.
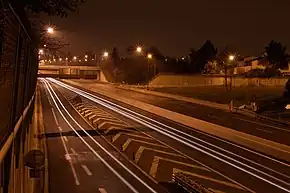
149,74,289,87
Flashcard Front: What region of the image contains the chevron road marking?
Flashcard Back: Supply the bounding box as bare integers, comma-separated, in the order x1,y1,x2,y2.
88,114,97,120
122,139,167,151
84,111,94,118
94,117,121,123
112,132,151,143
99,121,128,128
173,168,245,191
135,146,185,163
149,156,209,178
104,126,132,135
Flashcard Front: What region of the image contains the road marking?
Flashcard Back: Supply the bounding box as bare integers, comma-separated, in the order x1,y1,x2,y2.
51,108,59,125
58,126,63,131
84,111,94,118
63,136,68,142
233,116,290,132
88,114,97,120
81,164,92,176
122,139,167,151
113,132,151,143
94,117,120,123
135,146,185,163
65,154,71,161
99,121,128,128
149,156,208,178
98,188,107,193
71,148,77,155
104,126,131,135
173,168,245,190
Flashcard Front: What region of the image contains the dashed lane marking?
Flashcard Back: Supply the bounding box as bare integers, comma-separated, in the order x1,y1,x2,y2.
63,136,68,142
149,156,209,178
134,146,185,163
122,139,167,151
98,121,128,128
98,188,108,193
58,126,63,131
81,164,93,176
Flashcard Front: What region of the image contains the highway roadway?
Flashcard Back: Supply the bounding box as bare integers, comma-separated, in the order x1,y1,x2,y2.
39,78,290,193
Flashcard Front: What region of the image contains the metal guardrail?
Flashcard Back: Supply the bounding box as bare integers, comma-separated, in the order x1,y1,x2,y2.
0,1,38,192
172,172,214,193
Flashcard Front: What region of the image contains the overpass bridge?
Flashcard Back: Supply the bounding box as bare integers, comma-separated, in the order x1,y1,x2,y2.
38,65,107,81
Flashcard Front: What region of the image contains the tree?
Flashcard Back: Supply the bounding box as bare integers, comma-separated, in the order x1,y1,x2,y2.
112,47,120,67
265,40,289,70
191,40,217,73
10,0,86,17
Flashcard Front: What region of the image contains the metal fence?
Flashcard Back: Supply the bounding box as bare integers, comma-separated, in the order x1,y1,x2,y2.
0,1,38,192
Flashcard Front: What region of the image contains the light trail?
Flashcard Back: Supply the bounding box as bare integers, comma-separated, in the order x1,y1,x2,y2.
48,78,290,192
41,78,158,193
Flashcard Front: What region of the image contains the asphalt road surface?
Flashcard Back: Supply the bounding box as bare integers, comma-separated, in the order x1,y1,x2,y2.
39,78,290,193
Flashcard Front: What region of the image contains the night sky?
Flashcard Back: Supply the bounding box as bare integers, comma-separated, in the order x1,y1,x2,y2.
45,0,290,57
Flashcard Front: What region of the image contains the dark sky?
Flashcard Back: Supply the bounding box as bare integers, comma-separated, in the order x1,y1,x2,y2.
46,0,290,57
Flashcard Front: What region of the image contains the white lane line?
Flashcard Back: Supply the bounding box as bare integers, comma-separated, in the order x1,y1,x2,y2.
63,136,68,142
71,148,77,155
98,188,108,193
81,164,92,176
233,116,290,133
42,79,143,193
58,126,63,131
51,108,59,125
49,79,290,192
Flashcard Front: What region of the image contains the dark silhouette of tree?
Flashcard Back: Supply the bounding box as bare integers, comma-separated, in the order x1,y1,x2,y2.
10,0,86,17
194,40,217,73
265,40,289,69
112,47,120,67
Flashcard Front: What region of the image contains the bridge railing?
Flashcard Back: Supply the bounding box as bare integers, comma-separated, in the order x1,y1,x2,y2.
0,1,38,192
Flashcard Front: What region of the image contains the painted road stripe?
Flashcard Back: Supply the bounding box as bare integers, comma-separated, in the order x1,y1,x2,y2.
122,139,167,151
84,111,94,118
99,121,128,128
81,164,92,176
63,136,68,142
71,148,77,155
135,146,185,163
149,156,209,178
58,126,63,131
94,117,120,123
98,188,108,193
51,108,59,125
173,168,245,190
88,114,97,120
112,132,151,143
104,126,131,135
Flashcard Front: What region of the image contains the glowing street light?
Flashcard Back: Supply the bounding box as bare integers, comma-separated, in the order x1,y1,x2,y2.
73,56,77,60
44,44,47,47
85,55,88,58
39,49,44,54
136,46,142,53
66,58,68,60
229,55,235,61
85,59,88,62
103,52,109,57
47,27,54,34
147,53,152,59
59,58,62,61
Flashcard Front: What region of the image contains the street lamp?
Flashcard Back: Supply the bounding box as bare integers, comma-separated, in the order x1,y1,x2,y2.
103,52,109,57
73,56,77,60
136,46,142,53
39,49,44,54
47,27,54,34
147,53,152,59
85,55,88,58
44,44,47,47
229,55,235,61
59,58,62,61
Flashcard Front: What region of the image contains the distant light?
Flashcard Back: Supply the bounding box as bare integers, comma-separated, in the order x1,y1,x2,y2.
85,59,88,62
44,44,47,47
47,27,54,34
165,58,168,62
79,59,81,62
53,59,56,62
44,60,47,62
92,58,95,61
66,58,68,60
73,56,77,60
136,46,142,53
147,53,152,59
181,57,185,60
85,55,88,58
39,49,44,54
59,58,62,61
103,52,109,57
229,55,235,61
